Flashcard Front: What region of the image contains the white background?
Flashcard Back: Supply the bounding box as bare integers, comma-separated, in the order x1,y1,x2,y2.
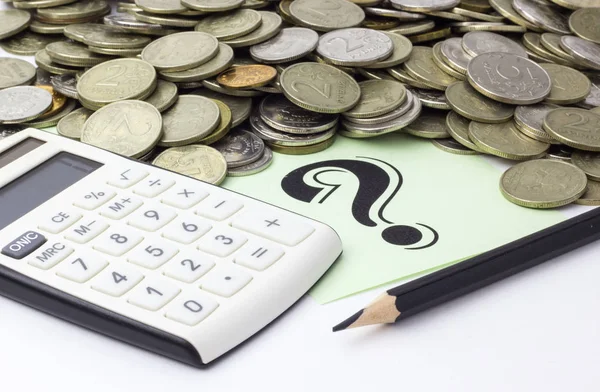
1,2,599,391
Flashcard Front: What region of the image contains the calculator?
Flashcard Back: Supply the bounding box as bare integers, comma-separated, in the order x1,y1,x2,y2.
0,128,342,367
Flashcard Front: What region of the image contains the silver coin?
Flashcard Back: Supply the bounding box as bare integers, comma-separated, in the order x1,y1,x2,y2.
408,88,450,110
343,90,414,125
461,31,528,58
316,28,393,67
514,103,560,143
467,52,551,104
0,86,53,124
227,146,273,177
190,88,252,127
560,35,600,71
36,68,53,86
51,74,78,99
212,128,265,168
341,93,422,138
250,113,336,146
512,0,570,35
103,14,174,36
250,27,318,64
390,0,460,12
440,37,473,74
364,7,425,20
259,94,339,134
578,74,600,109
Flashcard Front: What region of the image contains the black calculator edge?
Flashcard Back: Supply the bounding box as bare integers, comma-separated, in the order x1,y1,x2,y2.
0,264,206,368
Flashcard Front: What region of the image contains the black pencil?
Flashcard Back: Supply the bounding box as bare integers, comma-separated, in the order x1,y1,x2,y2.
333,207,600,332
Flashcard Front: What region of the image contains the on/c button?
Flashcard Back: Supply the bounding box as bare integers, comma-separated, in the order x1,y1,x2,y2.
1,231,47,260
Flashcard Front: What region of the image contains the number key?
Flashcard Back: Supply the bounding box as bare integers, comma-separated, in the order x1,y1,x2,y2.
93,226,143,256
162,215,212,244
127,239,178,269
165,290,219,326
128,278,181,311
163,251,216,283
127,204,177,232
91,264,144,297
56,253,108,283
197,227,247,257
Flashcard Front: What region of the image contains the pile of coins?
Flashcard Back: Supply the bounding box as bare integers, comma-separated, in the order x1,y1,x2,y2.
2,0,600,208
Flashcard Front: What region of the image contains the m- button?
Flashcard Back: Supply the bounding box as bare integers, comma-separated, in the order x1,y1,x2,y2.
231,211,315,246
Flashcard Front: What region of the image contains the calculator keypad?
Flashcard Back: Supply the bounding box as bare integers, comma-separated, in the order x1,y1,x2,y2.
24,165,318,330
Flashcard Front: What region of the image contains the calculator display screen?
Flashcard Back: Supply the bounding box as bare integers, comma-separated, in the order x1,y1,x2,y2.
0,152,102,230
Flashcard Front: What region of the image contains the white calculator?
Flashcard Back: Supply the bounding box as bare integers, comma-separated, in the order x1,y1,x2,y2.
0,128,342,367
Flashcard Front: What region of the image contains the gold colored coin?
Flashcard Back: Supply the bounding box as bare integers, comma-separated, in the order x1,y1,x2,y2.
432,42,465,80
403,108,450,139
408,27,451,43
540,33,579,64
500,159,587,209
575,180,600,206
543,108,600,151
404,46,459,91
522,33,576,67
569,7,600,45
445,110,484,152
152,145,228,185
489,0,542,32
217,65,277,89
539,63,591,105
362,17,400,30
57,107,93,139
268,136,335,155
460,0,492,12
197,100,233,145
469,121,550,160
445,81,514,124
36,86,67,119
453,23,526,33
431,138,480,155
389,20,435,36
572,150,600,181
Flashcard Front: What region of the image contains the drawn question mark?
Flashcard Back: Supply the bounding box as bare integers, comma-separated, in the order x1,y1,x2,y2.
281,157,439,249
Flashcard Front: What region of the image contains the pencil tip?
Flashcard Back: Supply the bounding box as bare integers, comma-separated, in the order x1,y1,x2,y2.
332,309,364,332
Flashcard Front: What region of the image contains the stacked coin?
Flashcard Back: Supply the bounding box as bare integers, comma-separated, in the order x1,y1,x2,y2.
3,0,600,207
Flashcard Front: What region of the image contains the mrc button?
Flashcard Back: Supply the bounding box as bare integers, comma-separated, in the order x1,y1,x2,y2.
2,231,47,259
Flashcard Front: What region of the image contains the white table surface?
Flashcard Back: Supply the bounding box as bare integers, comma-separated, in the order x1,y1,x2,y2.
1,4,599,391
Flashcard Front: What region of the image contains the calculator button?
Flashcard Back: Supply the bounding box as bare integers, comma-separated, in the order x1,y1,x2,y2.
132,177,175,198
93,227,144,257
127,239,178,270
98,196,143,220
56,253,108,283
162,215,212,244
235,242,285,271
91,264,144,297
38,210,82,234
1,231,47,260
163,252,216,283
64,218,109,244
128,279,181,311
28,241,74,270
197,227,247,257
73,189,116,210
165,290,219,326
161,186,209,210
200,264,253,298
107,168,149,189
195,196,243,221
231,211,315,246
127,204,177,232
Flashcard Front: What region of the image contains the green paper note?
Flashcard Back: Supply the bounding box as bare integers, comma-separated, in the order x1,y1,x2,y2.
224,133,564,304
